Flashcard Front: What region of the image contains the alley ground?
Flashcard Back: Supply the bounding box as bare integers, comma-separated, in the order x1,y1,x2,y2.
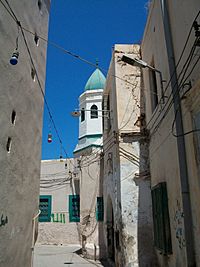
33,245,108,267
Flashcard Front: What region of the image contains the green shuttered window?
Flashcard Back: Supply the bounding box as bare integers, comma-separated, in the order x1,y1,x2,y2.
69,195,80,222
151,182,172,255
96,197,104,221
39,195,52,222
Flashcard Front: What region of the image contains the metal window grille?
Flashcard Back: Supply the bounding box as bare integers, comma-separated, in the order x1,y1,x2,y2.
69,195,80,222
96,197,104,221
39,195,52,222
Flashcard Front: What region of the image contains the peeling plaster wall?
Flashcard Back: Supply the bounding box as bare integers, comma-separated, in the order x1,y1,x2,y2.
0,1,49,267
78,153,104,259
103,44,156,267
120,142,139,266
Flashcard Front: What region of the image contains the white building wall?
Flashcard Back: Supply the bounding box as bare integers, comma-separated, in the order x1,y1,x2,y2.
142,2,187,265
166,6,200,265
73,83,105,258
78,152,105,259
38,157,104,260
167,2,200,266
141,0,200,266
0,1,49,267
103,44,156,266
85,98,103,136
79,90,103,138
37,159,80,245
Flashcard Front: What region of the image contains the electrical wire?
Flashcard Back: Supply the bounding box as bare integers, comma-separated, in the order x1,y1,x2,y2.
119,150,139,166
81,139,116,168
0,0,165,164
41,170,69,176
118,78,140,130
0,0,169,101
40,178,71,184
78,132,117,162
148,39,198,133
2,0,200,123
119,152,139,167
149,98,200,163
171,83,200,138
1,0,71,160
145,10,200,130
154,49,200,136
40,177,71,184
119,146,140,161
0,0,142,91
149,36,200,136
78,164,100,238
3,1,200,178
121,170,136,182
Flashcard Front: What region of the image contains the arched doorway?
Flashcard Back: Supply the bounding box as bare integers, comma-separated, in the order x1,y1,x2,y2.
106,196,115,262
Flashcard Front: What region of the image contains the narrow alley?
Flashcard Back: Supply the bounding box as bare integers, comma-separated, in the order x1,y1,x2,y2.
1,0,200,267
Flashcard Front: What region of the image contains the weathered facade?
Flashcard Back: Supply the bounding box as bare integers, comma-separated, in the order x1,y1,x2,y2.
141,0,200,266
38,68,106,260
38,156,105,260
102,44,156,267
74,68,106,259
0,1,50,267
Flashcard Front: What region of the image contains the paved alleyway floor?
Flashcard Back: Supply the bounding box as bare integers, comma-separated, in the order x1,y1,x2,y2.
33,244,106,267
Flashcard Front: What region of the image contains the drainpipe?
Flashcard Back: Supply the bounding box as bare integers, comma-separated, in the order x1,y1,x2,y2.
159,1,195,266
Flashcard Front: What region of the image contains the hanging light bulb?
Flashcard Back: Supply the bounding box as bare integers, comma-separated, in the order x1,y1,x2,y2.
10,51,19,65
10,24,20,65
47,118,52,143
60,155,64,162
65,162,68,169
47,133,52,143
59,143,64,162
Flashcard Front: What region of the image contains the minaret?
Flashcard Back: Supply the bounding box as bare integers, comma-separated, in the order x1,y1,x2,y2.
73,67,106,157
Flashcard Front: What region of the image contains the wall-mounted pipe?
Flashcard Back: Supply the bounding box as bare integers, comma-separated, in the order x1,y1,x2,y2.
160,1,195,266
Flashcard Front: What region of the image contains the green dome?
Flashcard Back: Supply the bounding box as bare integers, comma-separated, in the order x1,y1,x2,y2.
85,69,106,91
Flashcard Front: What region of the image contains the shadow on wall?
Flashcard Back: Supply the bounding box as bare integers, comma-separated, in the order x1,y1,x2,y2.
137,77,158,266
98,156,117,267
98,156,107,260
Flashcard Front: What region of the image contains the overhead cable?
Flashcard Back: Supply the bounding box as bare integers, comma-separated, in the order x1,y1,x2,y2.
1,0,70,159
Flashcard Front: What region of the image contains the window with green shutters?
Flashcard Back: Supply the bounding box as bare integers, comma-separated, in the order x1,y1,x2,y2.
151,182,172,255
39,195,52,222
69,195,80,222
96,197,104,221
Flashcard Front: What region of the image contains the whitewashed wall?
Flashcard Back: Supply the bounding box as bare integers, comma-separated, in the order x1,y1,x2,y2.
103,44,156,266
141,0,200,266
37,159,80,245
79,89,103,138
0,1,50,267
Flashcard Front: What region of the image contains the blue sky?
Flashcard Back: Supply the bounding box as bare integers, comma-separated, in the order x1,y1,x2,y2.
42,0,148,159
